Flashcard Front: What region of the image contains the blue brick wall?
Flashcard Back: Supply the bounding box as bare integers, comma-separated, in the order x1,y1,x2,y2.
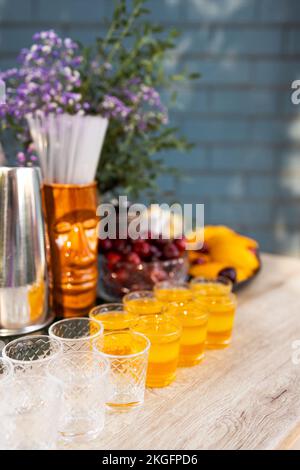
0,0,300,255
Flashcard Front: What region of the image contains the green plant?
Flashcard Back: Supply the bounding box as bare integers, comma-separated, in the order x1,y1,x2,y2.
81,0,199,197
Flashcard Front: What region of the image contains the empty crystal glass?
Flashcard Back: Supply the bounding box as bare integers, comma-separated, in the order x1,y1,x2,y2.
93,331,150,410
0,375,62,449
49,317,103,352
0,358,13,384
2,335,62,375
47,351,109,443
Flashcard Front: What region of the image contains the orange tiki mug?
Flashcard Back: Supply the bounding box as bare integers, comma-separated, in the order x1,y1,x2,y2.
42,183,98,318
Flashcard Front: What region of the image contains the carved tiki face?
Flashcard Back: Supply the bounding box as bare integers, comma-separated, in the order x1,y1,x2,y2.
43,183,98,317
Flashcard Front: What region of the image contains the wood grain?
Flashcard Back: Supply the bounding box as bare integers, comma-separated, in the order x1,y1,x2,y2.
63,254,300,450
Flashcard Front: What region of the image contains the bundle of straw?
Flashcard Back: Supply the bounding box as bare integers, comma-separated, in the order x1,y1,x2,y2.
26,112,108,184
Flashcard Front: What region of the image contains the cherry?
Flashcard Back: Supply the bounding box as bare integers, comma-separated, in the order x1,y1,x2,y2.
174,238,186,252
163,243,180,260
113,267,128,283
132,240,151,259
107,252,122,268
154,235,169,247
98,238,112,253
126,252,142,266
111,239,127,252
218,267,237,284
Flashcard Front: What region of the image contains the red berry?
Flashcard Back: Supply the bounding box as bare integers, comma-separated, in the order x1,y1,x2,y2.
98,238,112,253
126,252,142,266
107,252,122,268
163,243,180,260
111,239,126,252
154,236,169,247
132,240,151,259
174,238,186,252
114,267,128,283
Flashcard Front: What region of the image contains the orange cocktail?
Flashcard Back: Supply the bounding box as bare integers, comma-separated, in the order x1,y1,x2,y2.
190,277,232,297
154,281,192,304
196,295,236,348
123,291,163,316
133,314,181,388
164,301,208,366
89,303,137,331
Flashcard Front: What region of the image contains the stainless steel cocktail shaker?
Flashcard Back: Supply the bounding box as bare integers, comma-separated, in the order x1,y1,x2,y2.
0,167,53,336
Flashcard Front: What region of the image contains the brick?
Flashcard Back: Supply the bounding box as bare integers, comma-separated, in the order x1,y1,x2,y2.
0,58,16,70
282,89,300,114
253,60,300,86
165,88,210,113
183,58,251,85
287,29,300,55
35,0,109,22
242,228,279,253
251,120,288,144
66,28,105,45
156,174,176,193
0,0,32,21
259,0,300,23
182,27,282,55
211,147,276,171
211,89,279,115
163,146,211,171
179,174,245,199
209,200,273,225
185,0,258,22
245,175,277,198
0,27,48,53
182,118,250,143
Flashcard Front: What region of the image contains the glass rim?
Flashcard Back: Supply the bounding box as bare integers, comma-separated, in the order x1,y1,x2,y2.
2,335,62,365
162,302,209,320
190,276,233,287
89,303,125,317
47,350,110,381
194,292,237,306
123,290,156,302
133,313,182,339
49,317,104,342
93,330,151,359
154,280,190,290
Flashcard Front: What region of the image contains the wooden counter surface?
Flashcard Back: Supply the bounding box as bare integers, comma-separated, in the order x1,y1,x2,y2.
65,253,300,450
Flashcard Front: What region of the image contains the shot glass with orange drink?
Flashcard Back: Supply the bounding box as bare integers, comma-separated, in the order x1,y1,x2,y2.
164,300,209,366
190,277,232,297
191,278,237,349
89,303,137,331
133,314,181,388
123,290,163,316
154,281,192,304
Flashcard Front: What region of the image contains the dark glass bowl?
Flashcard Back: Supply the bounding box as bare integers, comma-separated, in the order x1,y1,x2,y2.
97,255,188,302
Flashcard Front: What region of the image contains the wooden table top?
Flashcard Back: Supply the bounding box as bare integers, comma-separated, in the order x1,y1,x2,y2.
65,253,300,450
